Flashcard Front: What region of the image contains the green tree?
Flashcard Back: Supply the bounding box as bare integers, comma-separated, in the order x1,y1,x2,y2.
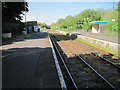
76,9,101,21
64,15,75,28
2,2,29,22
100,2,120,32
52,9,102,31
38,22,50,29
56,18,66,29
83,18,91,32
116,1,120,12
2,2,29,34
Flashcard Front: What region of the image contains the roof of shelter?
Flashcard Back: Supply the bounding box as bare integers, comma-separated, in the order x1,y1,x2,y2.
89,21,108,24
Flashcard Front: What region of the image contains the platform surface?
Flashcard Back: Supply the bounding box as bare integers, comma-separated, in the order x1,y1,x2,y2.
2,32,60,88
70,31,120,44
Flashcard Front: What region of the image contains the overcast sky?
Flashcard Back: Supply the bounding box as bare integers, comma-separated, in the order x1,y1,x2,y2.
22,1,118,25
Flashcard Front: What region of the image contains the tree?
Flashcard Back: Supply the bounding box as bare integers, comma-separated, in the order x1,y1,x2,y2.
2,2,29,34
64,15,75,28
100,4,119,32
116,1,120,12
55,9,101,30
83,18,91,32
56,18,66,29
77,9,101,21
38,22,50,29
2,2,29,22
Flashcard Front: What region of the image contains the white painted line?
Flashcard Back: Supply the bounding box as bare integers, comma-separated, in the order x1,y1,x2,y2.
48,34,67,89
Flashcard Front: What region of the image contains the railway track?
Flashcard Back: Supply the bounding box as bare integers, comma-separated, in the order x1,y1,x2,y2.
56,33,120,70
54,33,120,68
49,34,119,89
50,37,77,90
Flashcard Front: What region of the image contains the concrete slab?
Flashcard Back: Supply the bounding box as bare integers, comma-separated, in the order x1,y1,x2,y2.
69,31,119,44
2,32,61,88
59,31,120,53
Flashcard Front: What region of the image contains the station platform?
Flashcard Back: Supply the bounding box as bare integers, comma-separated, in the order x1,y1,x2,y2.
58,30,119,53
2,32,62,89
69,31,120,44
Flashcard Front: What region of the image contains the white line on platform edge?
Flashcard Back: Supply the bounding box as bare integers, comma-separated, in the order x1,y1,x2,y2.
48,34,67,89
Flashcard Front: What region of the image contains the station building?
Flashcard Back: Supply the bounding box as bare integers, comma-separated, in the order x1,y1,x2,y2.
89,21,108,33
26,21,37,33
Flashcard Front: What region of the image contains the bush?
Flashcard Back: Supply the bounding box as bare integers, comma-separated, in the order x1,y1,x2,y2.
107,21,118,31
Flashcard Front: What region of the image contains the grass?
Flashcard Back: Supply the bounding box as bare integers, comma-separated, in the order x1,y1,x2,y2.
76,38,120,57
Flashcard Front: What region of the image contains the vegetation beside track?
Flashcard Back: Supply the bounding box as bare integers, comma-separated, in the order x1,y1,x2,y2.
76,38,120,57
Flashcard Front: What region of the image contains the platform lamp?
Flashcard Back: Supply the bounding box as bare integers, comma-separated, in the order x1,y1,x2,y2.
36,13,41,23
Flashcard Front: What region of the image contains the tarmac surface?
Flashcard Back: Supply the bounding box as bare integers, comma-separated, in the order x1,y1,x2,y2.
2,32,61,88
69,31,120,44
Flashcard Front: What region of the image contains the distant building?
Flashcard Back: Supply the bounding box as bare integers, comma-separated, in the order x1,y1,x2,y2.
27,21,37,26
89,21,108,33
26,21,37,33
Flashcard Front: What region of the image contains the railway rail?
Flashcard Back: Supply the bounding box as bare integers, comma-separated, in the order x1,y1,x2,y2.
50,37,77,90
49,34,119,89
53,33,120,69
52,33,120,89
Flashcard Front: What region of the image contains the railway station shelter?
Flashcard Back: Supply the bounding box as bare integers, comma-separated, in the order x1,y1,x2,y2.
89,21,108,33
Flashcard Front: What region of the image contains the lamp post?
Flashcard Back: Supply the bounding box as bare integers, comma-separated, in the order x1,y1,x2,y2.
36,14,38,22
36,13,40,23
36,13,41,31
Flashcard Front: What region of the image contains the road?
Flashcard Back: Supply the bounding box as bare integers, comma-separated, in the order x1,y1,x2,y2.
2,32,60,88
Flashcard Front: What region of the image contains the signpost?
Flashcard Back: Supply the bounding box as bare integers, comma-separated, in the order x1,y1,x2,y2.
112,19,115,35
